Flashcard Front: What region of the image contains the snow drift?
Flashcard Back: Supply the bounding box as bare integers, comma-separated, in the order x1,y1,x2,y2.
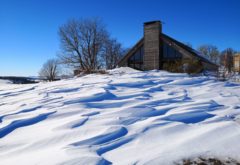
0,67,240,164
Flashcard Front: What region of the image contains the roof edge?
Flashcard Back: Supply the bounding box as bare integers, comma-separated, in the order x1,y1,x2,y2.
118,38,144,66
161,33,219,67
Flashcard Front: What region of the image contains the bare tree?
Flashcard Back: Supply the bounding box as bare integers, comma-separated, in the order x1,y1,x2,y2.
103,39,124,69
220,48,235,72
58,18,109,71
198,45,220,64
39,59,60,81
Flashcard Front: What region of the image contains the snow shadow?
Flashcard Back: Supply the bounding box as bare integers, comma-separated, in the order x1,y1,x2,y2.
96,137,133,155
170,77,209,86
0,86,36,97
224,82,240,87
0,105,42,123
110,79,155,88
162,111,215,124
48,87,80,94
63,90,116,105
119,107,173,125
58,157,112,165
71,117,89,128
71,127,128,146
0,111,55,138
159,101,222,124
82,111,100,117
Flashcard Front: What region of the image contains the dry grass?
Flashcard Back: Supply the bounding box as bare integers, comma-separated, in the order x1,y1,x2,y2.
176,157,240,165
75,70,108,77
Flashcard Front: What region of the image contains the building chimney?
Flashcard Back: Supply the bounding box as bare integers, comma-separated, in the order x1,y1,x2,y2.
143,21,163,70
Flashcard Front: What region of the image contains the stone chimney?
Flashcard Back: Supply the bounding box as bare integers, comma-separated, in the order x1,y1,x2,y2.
143,21,163,70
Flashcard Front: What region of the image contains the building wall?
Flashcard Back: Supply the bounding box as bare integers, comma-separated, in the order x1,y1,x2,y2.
234,54,240,72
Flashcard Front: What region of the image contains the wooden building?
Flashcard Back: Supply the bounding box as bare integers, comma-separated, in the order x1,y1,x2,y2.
234,54,240,72
118,21,218,73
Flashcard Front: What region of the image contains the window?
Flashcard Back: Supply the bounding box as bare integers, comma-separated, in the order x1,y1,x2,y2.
163,42,183,59
127,46,144,70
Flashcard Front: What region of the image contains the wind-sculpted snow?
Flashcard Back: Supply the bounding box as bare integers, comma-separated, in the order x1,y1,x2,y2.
0,67,240,164
0,111,55,138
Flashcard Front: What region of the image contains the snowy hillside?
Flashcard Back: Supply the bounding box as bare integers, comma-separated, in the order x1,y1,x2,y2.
1,67,240,164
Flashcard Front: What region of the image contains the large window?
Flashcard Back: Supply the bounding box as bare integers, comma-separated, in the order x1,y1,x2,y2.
163,42,182,59
128,46,144,70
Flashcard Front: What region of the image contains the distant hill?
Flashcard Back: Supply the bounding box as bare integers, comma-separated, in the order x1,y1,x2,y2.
0,76,39,84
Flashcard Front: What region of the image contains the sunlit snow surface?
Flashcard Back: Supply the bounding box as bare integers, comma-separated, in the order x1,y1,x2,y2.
1,67,240,164
0,79,12,85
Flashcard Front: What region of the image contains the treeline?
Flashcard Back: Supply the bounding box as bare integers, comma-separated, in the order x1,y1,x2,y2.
0,76,38,84
197,45,238,72
39,18,126,81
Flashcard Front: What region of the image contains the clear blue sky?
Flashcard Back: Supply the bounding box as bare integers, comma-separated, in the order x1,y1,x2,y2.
0,0,239,76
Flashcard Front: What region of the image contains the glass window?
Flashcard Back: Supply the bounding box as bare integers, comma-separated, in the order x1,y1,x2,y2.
127,45,144,70
163,42,183,59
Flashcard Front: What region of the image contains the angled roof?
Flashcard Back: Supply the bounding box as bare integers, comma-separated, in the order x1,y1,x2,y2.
118,38,144,66
162,33,218,66
118,33,218,67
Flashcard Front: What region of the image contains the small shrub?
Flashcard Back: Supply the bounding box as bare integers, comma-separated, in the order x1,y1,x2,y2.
162,59,203,74
74,69,108,76
176,157,240,165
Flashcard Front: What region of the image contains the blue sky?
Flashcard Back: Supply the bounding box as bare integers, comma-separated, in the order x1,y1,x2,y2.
0,0,239,76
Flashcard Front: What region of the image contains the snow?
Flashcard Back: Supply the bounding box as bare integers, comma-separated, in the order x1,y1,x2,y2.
0,79,12,85
0,67,240,164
